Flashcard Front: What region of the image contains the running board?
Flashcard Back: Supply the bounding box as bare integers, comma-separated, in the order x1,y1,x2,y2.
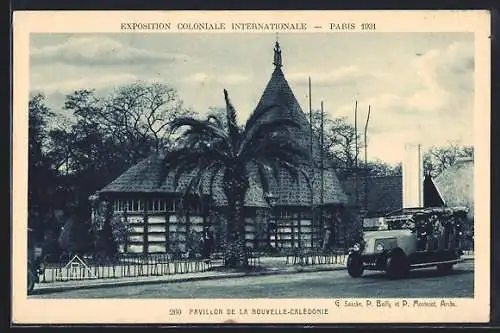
410,259,463,269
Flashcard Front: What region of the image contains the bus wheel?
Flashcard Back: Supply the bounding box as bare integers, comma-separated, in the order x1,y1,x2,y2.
386,251,409,279
347,253,364,278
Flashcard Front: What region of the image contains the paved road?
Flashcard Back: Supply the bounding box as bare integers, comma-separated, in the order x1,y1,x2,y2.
31,260,474,299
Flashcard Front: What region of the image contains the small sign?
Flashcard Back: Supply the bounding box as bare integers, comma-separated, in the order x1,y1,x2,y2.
55,255,97,280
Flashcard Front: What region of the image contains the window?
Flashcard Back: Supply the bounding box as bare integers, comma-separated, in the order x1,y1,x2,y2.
113,199,148,213
113,200,123,212
278,208,292,218
144,198,171,212
166,199,173,212
169,199,178,212
158,199,165,212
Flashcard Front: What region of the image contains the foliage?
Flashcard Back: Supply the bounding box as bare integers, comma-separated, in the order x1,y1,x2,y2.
93,221,117,258
57,216,93,257
28,93,59,242
168,229,203,259
310,110,390,179
423,143,474,177
163,89,310,268
311,111,362,172
365,159,402,177
109,214,133,249
41,235,63,263
90,200,132,257
185,229,204,258
27,82,194,254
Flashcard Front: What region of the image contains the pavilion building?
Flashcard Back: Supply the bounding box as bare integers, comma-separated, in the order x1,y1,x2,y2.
94,41,352,255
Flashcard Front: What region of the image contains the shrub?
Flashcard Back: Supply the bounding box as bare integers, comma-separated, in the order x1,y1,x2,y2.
57,216,92,257
110,214,132,250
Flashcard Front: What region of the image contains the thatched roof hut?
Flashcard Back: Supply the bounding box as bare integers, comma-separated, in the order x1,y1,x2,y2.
433,158,474,219
100,152,268,207
99,41,348,209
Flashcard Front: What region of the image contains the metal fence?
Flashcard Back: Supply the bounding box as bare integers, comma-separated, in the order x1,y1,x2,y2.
283,248,473,267
38,253,222,283
462,249,474,256
285,249,347,266
211,250,262,268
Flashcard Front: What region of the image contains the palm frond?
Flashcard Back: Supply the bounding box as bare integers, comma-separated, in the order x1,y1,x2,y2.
265,148,308,175
182,164,209,198
181,131,231,153
171,157,203,191
255,162,271,196
170,116,229,142
238,117,302,158
207,114,224,128
223,89,241,154
244,103,283,133
246,134,310,166
276,159,300,182
207,165,222,204
158,147,196,188
265,158,282,181
297,166,313,193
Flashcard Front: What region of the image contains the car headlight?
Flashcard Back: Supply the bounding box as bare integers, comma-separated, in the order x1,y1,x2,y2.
353,243,361,251
376,243,384,252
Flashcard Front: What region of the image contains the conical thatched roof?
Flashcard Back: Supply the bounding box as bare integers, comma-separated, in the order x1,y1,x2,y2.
433,159,474,217
254,62,347,206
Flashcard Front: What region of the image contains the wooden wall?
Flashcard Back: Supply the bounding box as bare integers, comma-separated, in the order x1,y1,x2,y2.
108,196,349,254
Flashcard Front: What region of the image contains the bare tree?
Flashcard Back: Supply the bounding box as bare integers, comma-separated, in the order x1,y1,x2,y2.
424,143,474,177
310,110,364,176
101,82,195,152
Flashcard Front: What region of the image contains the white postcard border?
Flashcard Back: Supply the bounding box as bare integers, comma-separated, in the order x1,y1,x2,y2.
12,10,491,324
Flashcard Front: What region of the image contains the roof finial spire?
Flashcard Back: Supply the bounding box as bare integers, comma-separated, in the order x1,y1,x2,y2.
273,35,282,68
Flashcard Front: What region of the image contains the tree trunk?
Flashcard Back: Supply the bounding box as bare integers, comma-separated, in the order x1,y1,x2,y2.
223,171,249,269
224,199,248,269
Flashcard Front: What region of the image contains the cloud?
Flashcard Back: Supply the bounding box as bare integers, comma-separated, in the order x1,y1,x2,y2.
31,36,193,66
31,73,139,94
287,65,387,87
412,41,474,95
183,72,251,85
330,41,474,163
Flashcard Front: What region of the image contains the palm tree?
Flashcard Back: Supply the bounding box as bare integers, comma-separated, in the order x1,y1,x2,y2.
163,89,310,268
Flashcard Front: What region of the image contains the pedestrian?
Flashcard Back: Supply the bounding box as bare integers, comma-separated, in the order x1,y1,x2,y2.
201,227,213,263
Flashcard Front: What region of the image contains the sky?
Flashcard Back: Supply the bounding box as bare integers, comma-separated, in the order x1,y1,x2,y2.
29,32,474,164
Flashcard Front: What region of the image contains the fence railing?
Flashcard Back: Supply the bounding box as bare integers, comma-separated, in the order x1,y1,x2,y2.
218,250,262,268
285,249,347,266
283,248,473,267
462,249,474,256
38,253,224,284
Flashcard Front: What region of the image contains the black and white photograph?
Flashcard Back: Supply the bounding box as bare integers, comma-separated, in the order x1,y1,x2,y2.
13,10,490,324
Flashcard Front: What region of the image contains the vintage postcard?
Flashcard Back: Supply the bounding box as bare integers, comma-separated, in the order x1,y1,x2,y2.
12,10,490,324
